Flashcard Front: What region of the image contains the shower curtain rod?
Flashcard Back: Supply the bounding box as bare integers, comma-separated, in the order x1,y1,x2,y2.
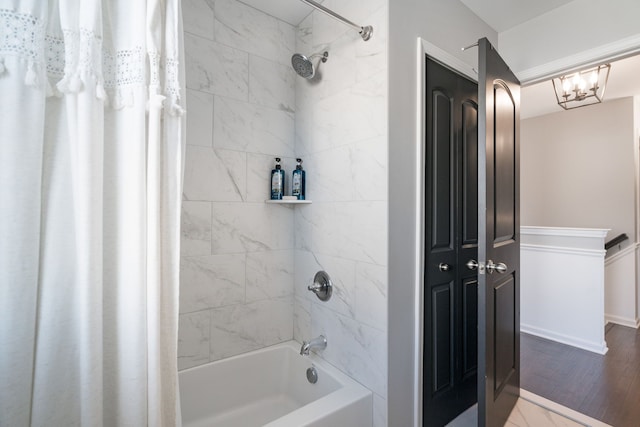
299,0,373,41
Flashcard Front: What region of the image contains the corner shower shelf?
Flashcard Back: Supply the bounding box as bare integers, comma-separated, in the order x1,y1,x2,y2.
265,199,312,205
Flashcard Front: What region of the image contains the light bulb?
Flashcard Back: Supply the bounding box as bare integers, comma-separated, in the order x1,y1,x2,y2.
590,71,599,91
562,79,571,94
573,73,581,89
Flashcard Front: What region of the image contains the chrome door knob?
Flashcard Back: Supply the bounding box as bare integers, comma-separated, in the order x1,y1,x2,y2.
438,263,451,272
466,260,478,271
486,260,507,274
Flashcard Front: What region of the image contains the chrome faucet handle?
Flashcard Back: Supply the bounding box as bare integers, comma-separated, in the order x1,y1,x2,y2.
308,282,323,292
307,271,332,301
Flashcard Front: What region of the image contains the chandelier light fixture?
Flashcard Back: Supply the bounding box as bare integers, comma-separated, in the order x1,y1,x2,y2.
552,63,611,110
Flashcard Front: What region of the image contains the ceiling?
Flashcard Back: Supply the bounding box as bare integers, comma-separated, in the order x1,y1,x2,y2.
459,0,574,32
458,0,640,119
238,0,640,119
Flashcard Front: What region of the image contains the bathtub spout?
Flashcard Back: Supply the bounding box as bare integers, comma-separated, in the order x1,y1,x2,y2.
300,335,327,356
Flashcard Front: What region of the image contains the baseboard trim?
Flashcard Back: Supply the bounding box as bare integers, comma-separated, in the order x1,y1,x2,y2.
605,314,640,329
521,323,608,355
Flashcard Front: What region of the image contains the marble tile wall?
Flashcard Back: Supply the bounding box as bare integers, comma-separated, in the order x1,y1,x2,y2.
293,1,389,426
178,0,297,369
180,0,389,425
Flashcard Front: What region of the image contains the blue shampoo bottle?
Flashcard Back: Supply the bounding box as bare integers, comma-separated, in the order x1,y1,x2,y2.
292,158,305,200
271,157,285,200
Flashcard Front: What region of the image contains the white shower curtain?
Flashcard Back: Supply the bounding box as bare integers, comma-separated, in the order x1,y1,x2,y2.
0,0,185,425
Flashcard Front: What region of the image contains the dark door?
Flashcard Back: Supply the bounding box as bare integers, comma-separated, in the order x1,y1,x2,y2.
477,37,521,427
423,57,479,427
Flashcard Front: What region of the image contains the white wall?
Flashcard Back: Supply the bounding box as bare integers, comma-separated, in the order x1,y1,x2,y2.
499,0,640,80
605,245,639,328
293,2,389,426
520,97,636,241
521,98,639,331
388,1,497,425
521,227,609,355
178,0,297,369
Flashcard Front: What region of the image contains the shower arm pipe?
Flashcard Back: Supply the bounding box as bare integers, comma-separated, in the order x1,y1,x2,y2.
299,0,373,41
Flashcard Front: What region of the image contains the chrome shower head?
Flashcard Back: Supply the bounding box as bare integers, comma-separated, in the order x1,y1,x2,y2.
291,51,328,79
292,53,314,78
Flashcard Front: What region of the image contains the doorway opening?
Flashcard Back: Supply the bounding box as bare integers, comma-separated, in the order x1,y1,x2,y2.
420,39,521,427
517,53,640,427
422,56,479,426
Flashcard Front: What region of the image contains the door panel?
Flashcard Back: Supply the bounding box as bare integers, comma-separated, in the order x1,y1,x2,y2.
432,282,454,393
432,91,454,250
493,275,516,396
462,100,478,246
477,38,521,427
462,278,478,378
493,84,516,242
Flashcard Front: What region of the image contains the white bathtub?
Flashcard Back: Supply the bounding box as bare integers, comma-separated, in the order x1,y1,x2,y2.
179,341,373,427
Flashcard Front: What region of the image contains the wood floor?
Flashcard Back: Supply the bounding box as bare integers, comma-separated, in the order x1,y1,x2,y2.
521,324,640,427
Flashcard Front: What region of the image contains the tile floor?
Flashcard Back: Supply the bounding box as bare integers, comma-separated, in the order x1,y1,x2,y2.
446,390,611,427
